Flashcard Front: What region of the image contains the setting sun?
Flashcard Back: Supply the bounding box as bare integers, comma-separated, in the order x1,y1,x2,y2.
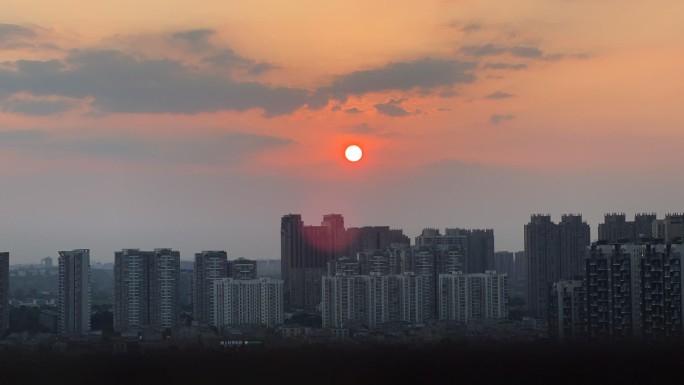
345,145,363,162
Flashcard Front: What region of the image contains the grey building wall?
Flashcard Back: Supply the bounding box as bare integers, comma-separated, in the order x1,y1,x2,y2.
58,249,91,335
194,250,227,326
0,252,8,335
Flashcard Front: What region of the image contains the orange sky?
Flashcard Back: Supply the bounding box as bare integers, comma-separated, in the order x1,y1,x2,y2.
1,1,683,261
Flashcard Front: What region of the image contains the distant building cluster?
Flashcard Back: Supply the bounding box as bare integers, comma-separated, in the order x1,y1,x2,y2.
281,214,508,333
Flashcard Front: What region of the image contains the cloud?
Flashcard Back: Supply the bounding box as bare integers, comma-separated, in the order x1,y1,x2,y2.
0,129,294,164
344,107,364,114
0,50,311,117
374,98,411,117
483,62,528,70
509,46,544,58
460,23,483,33
490,114,515,124
321,58,477,101
459,44,547,59
459,44,506,57
0,97,74,116
167,29,278,76
485,91,514,100
0,24,35,44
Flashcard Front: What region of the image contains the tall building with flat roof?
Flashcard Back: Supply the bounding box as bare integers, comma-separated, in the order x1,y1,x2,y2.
212,277,283,331
559,214,590,280
321,272,424,329
525,215,559,320
0,252,8,335
58,249,91,335
598,213,656,243
114,248,181,332
438,271,508,323
194,250,227,326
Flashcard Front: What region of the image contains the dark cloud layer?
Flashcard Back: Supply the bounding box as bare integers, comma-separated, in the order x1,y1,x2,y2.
320,58,477,102
483,62,528,70
485,91,514,100
0,50,311,116
0,98,73,116
0,24,35,43
460,44,546,59
374,98,411,117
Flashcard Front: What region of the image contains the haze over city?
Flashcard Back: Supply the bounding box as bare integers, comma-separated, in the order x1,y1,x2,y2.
1,0,684,263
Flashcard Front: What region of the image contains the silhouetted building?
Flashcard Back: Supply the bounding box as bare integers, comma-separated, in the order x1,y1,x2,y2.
227,258,257,280
652,214,684,243
41,256,53,268
415,228,493,273
514,251,526,281
525,215,559,320
526,214,590,320
549,280,586,342
494,251,515,276
558,214,590,279
194,250,228,326
598,213,656,242
0,252,7,335
114,248,181,332
58,249,91,335
180,268,193,308
211,277,283,331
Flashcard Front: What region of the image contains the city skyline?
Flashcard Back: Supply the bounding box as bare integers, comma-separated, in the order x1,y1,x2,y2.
1,1,683,263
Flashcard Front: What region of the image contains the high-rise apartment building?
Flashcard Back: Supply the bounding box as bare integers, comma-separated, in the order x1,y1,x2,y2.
415,228,493,273
194,250,228,326
114,248,181,332
585,241,684,342
321,272,424,329
598,213,656,242
525,214,590,320
525,215,559,320
227,258,258,280
494,251,515,277
559,214,591,280
180,268,193,308
211,277,283,331
58,249,91,335
652,214,684,243
438,271,508,323
549,280,586,342
514,251,526,281
0,252,8,335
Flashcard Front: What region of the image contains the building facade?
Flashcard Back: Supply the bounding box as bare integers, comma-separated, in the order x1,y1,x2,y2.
228,258,258,280
211,277,283,331
0,252,8,335
194,250,228,326
114,249,181,332
438,271,508,323
58,249,91,335
321,272,424,329
549,280,586,342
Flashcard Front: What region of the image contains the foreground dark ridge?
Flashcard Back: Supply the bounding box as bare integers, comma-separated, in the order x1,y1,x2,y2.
2,342,684,385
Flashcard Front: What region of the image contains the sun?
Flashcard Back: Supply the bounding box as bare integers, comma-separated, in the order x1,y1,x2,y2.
345,145,363,162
